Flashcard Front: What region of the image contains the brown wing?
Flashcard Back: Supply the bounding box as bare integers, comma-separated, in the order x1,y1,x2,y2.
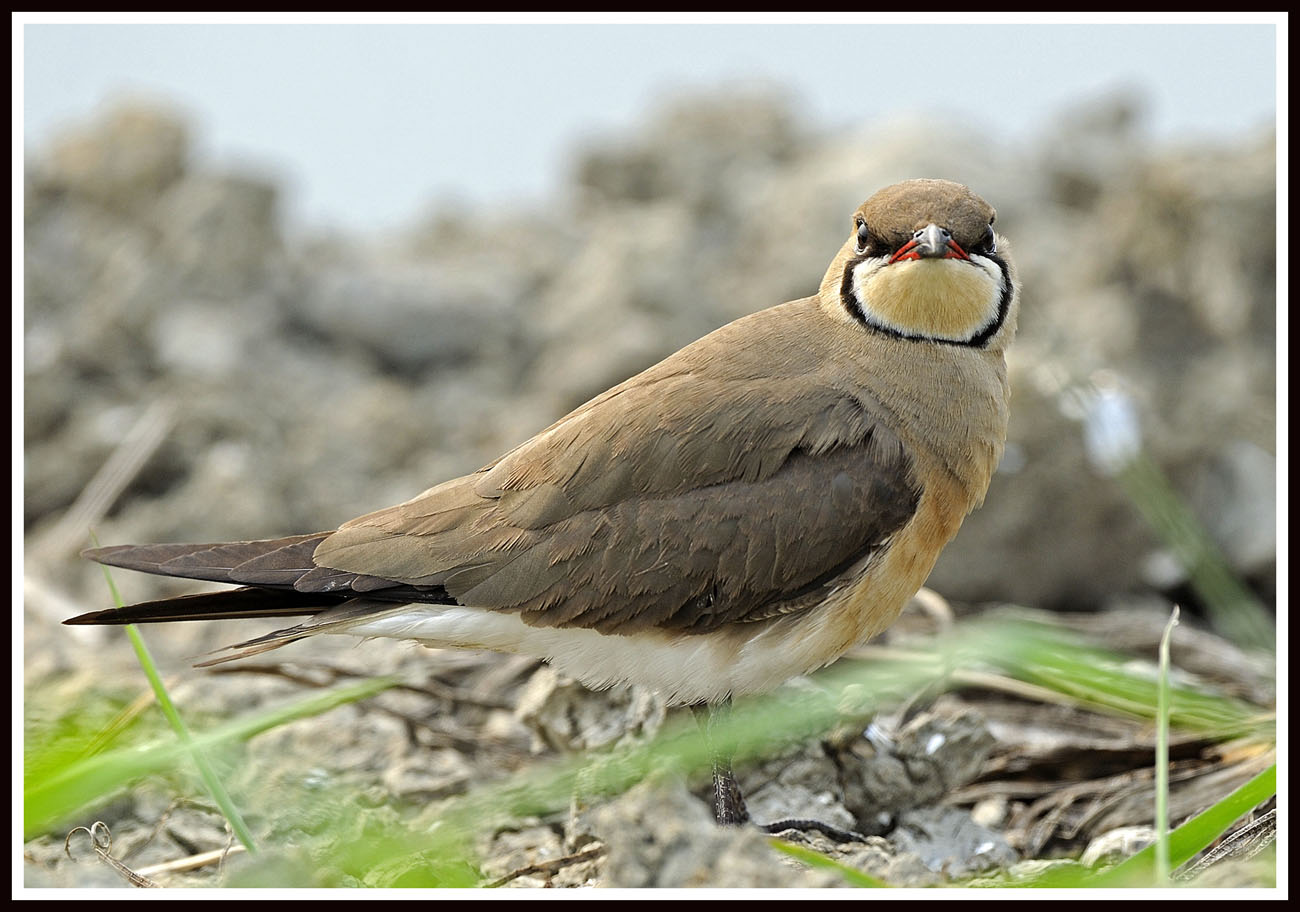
314,299,923,635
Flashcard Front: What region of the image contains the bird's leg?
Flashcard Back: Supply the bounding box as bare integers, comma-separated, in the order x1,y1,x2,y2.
692,702,868,844
691,699,750,826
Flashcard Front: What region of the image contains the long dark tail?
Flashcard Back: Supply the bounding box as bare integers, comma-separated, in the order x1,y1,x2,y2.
68,533,342,626
63,585,348,626
68,533,446,665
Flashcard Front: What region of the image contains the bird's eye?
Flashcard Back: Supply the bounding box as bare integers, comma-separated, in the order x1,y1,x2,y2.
855,218,870,254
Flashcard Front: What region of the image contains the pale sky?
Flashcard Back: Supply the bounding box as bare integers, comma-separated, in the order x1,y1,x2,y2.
19,17,1280,235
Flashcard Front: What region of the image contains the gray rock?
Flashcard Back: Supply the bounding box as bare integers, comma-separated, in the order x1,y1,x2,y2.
514,666,665,754
587,778,842,888
890,806,1019,879
1080,824,1157,868
39,102,189,212
838,709,996,830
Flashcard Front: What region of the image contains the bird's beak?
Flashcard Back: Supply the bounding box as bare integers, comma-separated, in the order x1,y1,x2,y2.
889,224,969,263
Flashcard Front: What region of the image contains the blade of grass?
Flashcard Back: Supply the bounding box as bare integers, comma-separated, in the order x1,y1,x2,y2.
93,552,257,853
767,839,887,887
968,761,1275,888
1115,454,1273,652
24,674,398,840
1089,763,1276,887
120,624,258,853
1155,605,1179,883
1074,381,1273,652
985,627,1270,740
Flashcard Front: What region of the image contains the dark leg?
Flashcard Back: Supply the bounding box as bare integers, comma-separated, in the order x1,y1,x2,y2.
690,700,867,843
690,700,750,826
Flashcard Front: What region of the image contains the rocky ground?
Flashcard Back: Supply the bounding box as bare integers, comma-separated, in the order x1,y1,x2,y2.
22,90,1276,889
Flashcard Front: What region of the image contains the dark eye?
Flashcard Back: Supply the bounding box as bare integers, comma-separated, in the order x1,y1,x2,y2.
855,218,871,254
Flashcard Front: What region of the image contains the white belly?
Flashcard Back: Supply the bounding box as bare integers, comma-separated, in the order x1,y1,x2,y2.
345,599,862,706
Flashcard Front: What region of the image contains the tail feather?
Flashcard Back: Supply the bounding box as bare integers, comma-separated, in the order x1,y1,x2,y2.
80,534,450,602
82,534,331,586
192,599,415,666
63,586,346,626
71,535,458,664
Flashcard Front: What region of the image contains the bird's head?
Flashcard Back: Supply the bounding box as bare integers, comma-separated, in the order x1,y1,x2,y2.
819,179,1018,351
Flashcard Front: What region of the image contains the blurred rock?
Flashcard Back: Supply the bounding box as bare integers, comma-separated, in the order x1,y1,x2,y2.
290,259,519,377
890,806,1019,878
1080,824,1156,868
38,102,189,214
1187,439,1276,579
837,708,996,834
587,777,843,888
1039,89,1147,211
739,741,859,833
572,86,805,210
514,666,665,754
153,173,281,295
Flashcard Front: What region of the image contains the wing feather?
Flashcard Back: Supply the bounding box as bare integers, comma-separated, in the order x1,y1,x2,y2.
313,299,923,636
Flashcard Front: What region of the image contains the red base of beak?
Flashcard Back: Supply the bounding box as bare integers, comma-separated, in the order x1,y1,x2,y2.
889,238,970,264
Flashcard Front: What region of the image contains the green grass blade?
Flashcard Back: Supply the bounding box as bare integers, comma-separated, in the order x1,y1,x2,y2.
1155,606,1179,882
91,550,258,852
23,675,398,841
767,839,887,887
1115,454,1273,652
970,763,1274,889
1075,385,1273,652
984,626,1270,740
1090,763,1275,887
123,624,259,853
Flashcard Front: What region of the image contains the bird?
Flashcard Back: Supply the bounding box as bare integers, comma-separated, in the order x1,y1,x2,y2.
68,178,1019,829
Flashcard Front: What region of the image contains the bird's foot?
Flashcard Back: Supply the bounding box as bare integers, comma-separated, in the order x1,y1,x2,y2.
756,817,868,844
